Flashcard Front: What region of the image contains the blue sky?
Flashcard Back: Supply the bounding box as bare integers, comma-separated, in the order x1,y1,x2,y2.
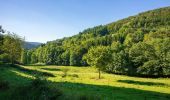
1,0,170,43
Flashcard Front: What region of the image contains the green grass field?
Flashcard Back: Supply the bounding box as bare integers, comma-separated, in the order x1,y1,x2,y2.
0,65,170,100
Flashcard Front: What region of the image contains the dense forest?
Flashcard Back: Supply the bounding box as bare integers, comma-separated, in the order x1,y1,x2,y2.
0,7,170,77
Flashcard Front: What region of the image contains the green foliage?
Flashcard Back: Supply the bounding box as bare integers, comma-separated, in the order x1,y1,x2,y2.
111,41,124,52
129,42,156,67
0,31,24,64
109,50,129,74
0,26,5,53
84,46,112,78
61,50,70,66
21,49,27,64
0,53,10,63
137,60,162,76
84,46,112,68
1,7,170,77
124,30,144,47
70,52,77,66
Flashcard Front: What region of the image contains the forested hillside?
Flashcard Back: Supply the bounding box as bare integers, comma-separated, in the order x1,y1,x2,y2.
1,7,170,77
24,42,42,49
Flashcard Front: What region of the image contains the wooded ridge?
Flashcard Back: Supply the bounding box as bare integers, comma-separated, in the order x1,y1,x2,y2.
0,6,170,77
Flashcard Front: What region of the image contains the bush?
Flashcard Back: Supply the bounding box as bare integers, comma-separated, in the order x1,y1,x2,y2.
9,77,62,100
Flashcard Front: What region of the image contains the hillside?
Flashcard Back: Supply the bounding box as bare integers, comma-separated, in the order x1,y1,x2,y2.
24,42,42,49
20,6,170,77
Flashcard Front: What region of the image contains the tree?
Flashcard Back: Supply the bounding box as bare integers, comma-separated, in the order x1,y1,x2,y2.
70,47,87,66
31,53,37,64
43,47,55,65
108,50,129,74
21,49,27,64
61,50,70,66
111,41,124,52
26,50,33,64
151,38,170,75
0,26,5,55
54,47,64,65
137,60,162,76
3,33,23,64
129,42,156,67
35,46,44,63
124,30,144,48
70,52,77,66
84,46,112,79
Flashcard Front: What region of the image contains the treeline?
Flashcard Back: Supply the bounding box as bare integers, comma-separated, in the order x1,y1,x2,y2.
21,7,170,77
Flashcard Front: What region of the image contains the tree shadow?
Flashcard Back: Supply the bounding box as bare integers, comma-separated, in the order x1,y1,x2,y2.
11,65,55,77
41,68,61,71
1,66,170,100
50,81,170,100
24,64,47,66
0,69,61,100
117,80,168,86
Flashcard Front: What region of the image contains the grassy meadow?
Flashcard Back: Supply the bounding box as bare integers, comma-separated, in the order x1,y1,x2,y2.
0,65,170,100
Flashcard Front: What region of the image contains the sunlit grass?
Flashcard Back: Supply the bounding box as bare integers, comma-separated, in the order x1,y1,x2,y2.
1,65,170,100
24,65,170,94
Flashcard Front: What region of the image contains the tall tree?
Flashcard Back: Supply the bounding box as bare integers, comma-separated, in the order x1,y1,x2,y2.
21,49,27,64
84,46,112,79
3,33,23,64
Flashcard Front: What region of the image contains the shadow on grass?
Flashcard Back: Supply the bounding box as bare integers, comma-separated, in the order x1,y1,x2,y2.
117,80,168,86
41,68,61,71
0,69,62,100
52,81,170,100
11,65,55,77
1,66,170,100
24,64,47,66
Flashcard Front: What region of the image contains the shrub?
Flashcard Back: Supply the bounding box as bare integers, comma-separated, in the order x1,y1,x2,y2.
9,77,62,100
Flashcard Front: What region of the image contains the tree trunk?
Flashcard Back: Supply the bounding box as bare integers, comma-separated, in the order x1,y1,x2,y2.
99,68,101,79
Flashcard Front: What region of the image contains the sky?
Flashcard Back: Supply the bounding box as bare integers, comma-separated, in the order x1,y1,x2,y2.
0,0,170,43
